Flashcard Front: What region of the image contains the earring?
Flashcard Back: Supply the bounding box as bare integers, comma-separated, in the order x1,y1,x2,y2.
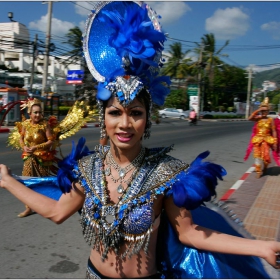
97,100,107,139
143,94,153,139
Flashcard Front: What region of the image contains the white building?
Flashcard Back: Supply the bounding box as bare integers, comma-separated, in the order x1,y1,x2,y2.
0,21,82,99
262,80,277,92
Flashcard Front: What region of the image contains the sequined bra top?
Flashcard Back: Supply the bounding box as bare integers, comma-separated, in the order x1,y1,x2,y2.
76,145,189,260
256,118,274,137
22,119,48,147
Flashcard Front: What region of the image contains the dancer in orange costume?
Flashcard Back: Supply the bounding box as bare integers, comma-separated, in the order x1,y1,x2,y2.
245,97,278,178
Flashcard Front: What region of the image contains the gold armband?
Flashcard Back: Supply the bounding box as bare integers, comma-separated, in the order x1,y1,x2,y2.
35,143,47,150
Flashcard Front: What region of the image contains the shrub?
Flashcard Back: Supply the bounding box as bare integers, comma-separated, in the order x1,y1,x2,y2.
59,106,71,115
202,114,214,119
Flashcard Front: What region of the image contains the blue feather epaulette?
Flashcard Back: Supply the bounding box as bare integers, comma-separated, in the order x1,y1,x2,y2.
57,137,93,193
167,151,227,210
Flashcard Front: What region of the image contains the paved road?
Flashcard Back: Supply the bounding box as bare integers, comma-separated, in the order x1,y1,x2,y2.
0,120,256,278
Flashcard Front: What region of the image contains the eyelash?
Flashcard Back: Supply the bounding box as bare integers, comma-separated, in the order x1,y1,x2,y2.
107,110,143,116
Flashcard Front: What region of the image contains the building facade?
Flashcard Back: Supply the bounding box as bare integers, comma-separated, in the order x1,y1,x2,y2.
0,21,82,100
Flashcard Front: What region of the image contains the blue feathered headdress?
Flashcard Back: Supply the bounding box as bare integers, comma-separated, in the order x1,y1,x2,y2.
83,1,171,106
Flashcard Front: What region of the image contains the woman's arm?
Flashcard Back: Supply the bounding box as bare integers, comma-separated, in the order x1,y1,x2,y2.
19,126,31,153
248,108,261,121
0,164,85,224
164,196,280,268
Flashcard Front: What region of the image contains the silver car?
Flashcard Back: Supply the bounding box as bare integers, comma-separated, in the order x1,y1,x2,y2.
159,108,188,120
267,111,278,119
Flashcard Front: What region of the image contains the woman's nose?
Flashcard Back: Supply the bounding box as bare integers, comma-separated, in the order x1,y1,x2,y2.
119,114,131,128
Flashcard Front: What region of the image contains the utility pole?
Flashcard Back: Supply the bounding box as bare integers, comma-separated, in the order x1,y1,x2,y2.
196,40,204,118
42,1,53,96
30,34,38,93
245,67,253,119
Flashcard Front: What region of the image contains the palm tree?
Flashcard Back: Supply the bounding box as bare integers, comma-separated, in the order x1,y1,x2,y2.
162,42,192,88
199,33,229,86
62,26,84,67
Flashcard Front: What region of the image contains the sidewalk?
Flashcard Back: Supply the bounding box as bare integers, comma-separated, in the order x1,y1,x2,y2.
216,165,280,278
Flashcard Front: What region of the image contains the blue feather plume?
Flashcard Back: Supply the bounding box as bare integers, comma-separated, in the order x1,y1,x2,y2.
57,137,93,193
99,3,166,76
172,151,227,210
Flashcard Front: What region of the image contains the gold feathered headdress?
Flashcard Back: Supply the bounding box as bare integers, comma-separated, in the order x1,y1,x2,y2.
20,98,42,114
259,97,269,109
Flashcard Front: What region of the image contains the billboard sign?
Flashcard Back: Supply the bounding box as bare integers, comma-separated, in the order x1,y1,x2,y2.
187,84,198,96
66,70,84,84
189,95,198,112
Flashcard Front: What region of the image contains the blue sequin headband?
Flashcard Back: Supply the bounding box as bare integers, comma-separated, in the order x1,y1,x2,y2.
82,1,171,107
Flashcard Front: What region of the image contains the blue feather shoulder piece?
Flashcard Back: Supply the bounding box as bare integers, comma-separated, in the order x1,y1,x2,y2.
168,151,227,210
57,137,93,193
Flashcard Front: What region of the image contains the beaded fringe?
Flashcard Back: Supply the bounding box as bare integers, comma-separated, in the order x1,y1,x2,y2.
81,218,152,261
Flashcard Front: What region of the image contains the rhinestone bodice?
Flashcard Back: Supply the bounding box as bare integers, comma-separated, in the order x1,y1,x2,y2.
76,145,189,260
22,119,48,147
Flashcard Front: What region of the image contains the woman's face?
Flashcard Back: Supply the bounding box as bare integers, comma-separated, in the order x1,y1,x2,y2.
30,105,43,124
260,108,269,117
104,96,147,151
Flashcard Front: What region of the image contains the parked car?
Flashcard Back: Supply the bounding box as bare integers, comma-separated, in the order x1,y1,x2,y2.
159,108,188,120
267,111,278,119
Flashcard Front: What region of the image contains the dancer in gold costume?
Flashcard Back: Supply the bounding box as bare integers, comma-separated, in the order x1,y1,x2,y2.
245,97,278,178
7,97,98,217
12,99,58,217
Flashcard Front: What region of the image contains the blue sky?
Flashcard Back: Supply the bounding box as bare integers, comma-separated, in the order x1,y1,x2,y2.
0,1,280,72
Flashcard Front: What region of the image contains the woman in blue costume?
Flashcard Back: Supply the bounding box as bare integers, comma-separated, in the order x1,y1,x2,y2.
0,2,280,278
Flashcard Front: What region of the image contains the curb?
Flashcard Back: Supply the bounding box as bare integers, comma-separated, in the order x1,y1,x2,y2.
0,123,101,133
0,128,10,133
219,166,255,201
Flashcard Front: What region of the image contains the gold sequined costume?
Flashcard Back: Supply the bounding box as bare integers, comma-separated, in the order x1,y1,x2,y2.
21,119,58,176
246,97,278,177
252,118,277,168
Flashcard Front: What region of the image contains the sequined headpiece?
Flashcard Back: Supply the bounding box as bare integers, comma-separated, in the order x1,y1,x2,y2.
83,1,171,139
259,97,269,109
20,98,42,114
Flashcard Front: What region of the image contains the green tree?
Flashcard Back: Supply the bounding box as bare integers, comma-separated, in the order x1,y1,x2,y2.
164,89,188,110
209,65,247,108
162,42,192,88
200,33,229,86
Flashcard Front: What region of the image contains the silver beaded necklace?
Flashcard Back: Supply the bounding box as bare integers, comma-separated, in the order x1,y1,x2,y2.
105,147,146,194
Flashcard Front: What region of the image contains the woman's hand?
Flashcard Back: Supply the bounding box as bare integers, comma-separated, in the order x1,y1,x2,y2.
260,240,280,269
0,164,12,189
23,146,34,154
28,146,37,153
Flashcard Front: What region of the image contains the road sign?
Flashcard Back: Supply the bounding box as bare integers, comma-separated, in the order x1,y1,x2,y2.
187,84,198,96
66,70,84,84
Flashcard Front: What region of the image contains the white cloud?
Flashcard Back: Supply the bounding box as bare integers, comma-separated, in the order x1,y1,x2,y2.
250,64,280,73
74,2,191,25
74,1,94,17
29,15,75,37
205,7,250,40
261,21,280,40
148,2,191,24
79,20,86,32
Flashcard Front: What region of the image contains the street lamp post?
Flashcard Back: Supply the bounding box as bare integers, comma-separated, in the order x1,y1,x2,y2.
42,1,53,97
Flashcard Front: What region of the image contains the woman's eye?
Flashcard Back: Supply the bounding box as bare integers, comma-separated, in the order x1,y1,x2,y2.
108,110,120,116
131,111,143,116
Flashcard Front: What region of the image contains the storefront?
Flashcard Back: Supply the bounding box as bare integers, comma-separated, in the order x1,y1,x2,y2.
0,87,28,125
